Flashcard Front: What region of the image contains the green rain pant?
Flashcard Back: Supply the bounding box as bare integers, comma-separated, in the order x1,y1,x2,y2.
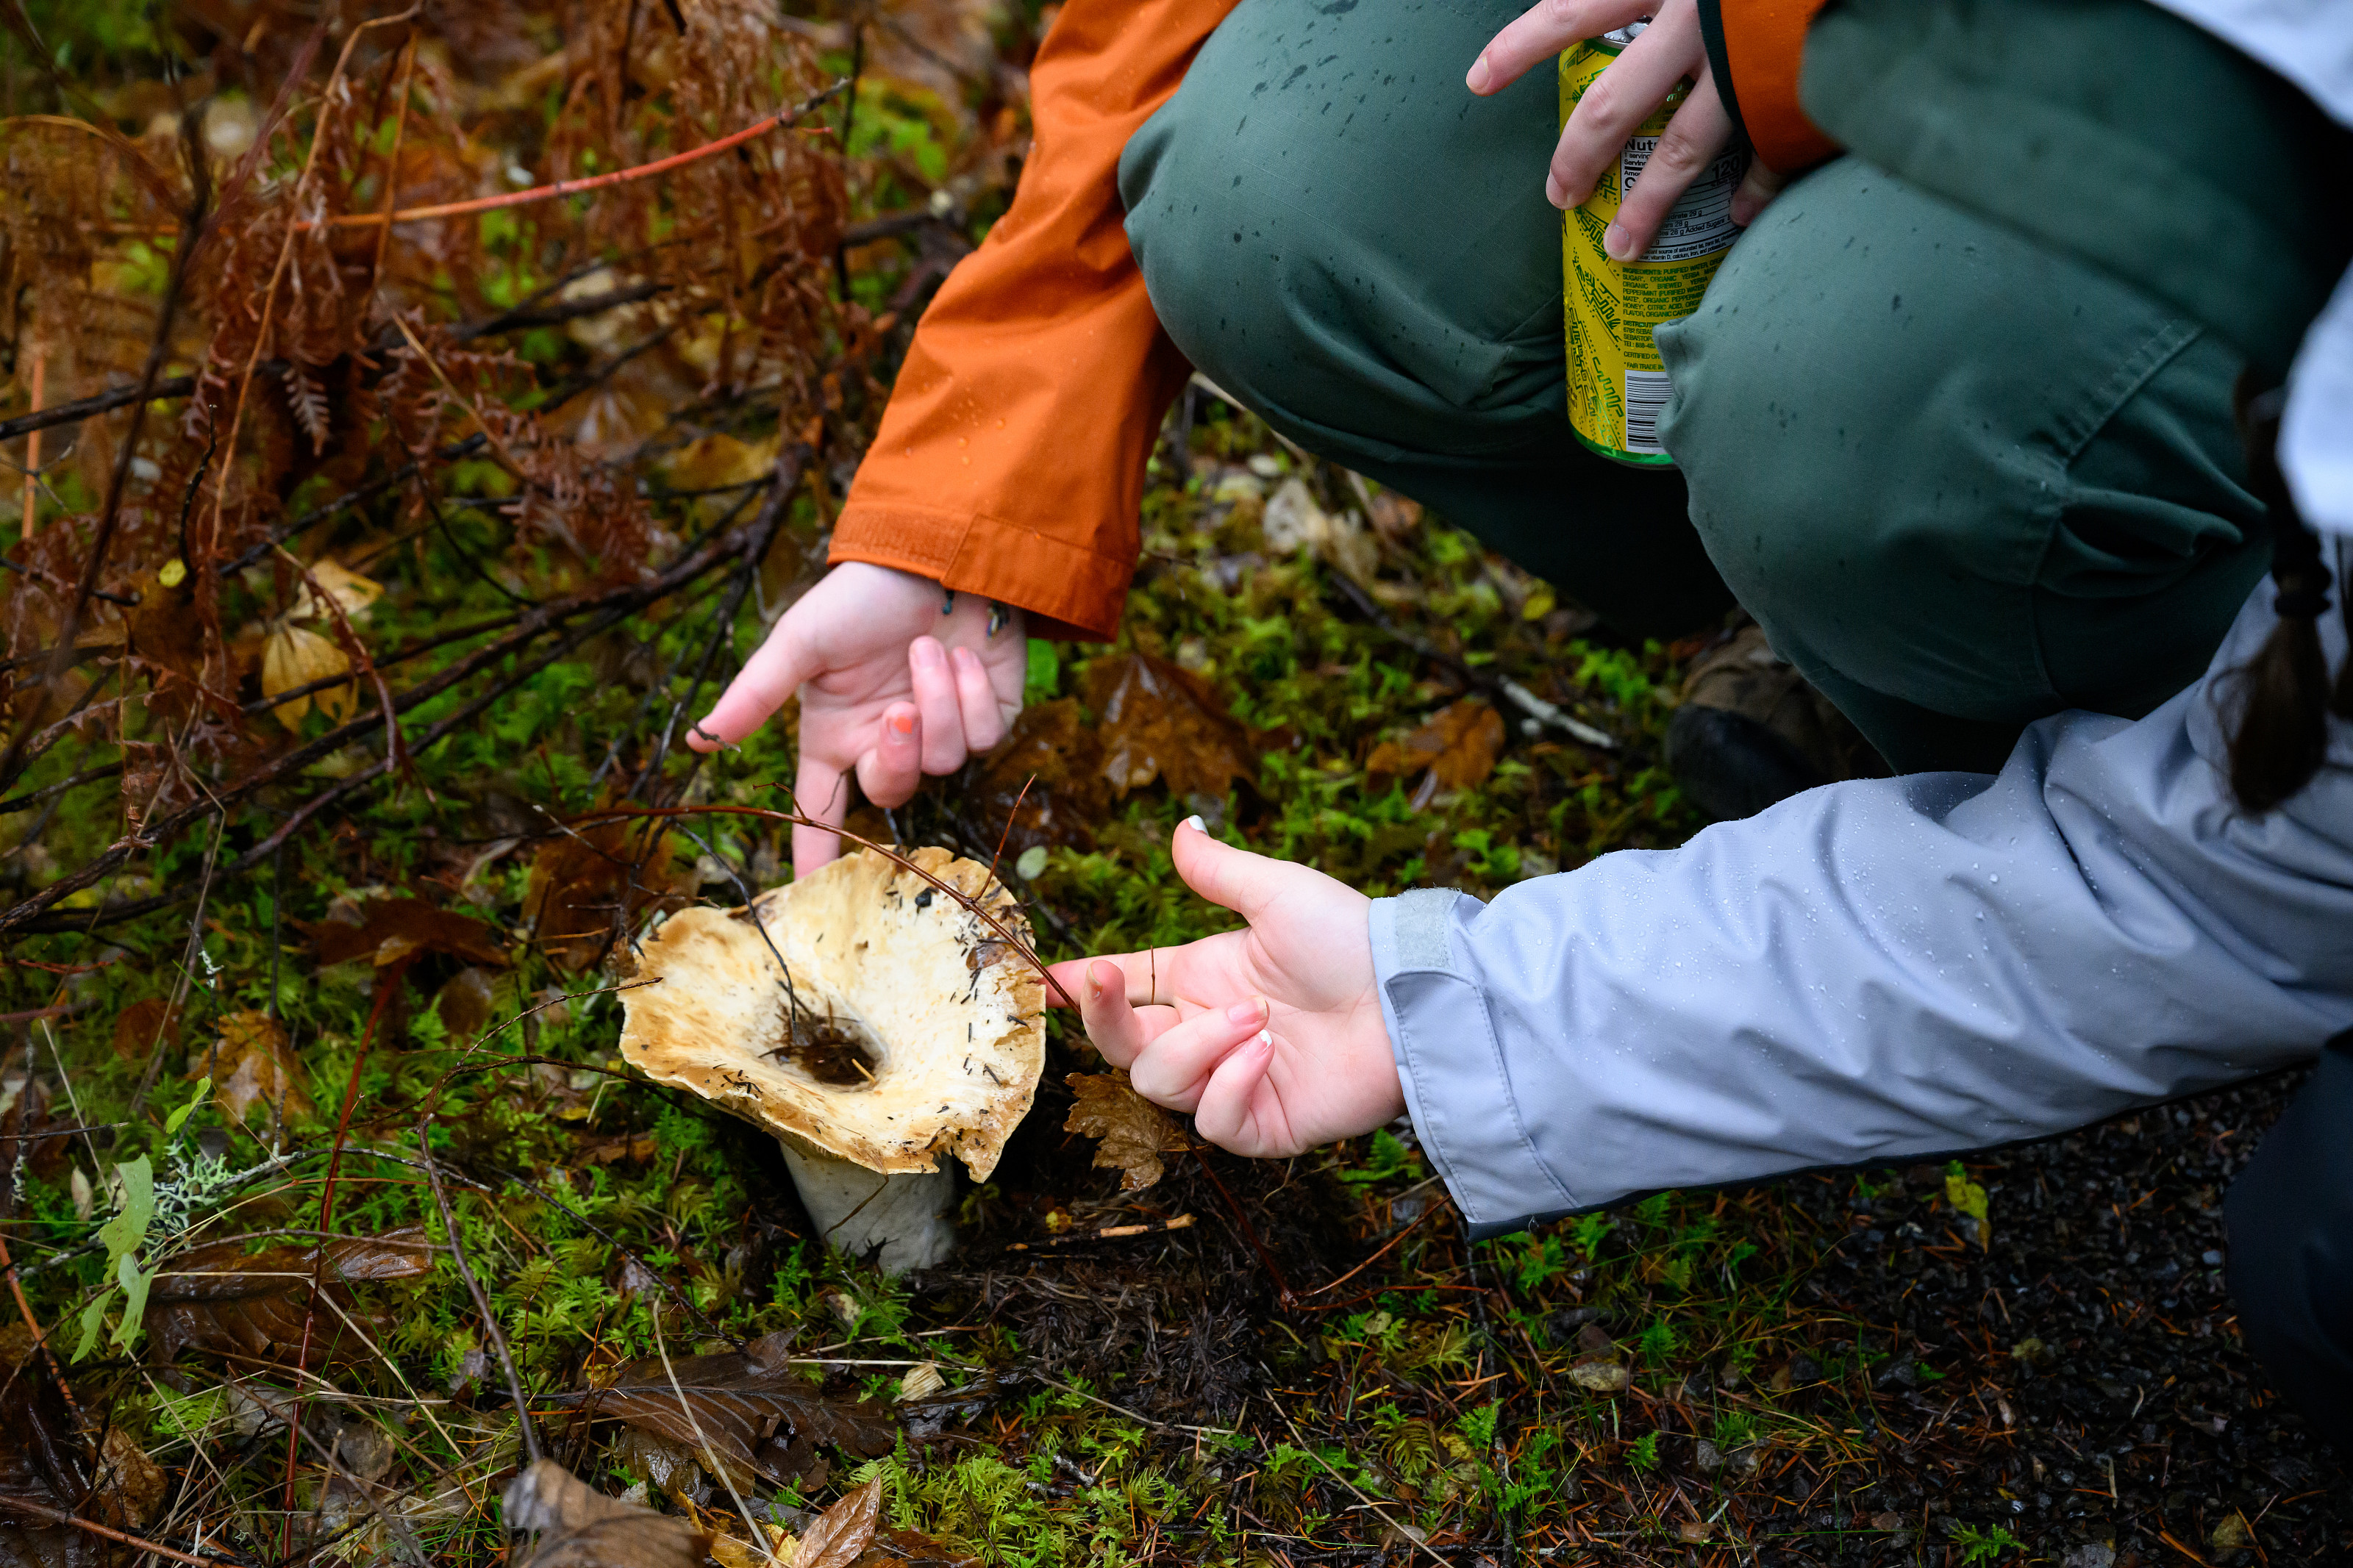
1116,0,2271,775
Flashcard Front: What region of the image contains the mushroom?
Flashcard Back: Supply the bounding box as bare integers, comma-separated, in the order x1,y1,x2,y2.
618,846,1043,1272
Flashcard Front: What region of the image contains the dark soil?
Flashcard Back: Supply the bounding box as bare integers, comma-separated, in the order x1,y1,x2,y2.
887,1054,2352,1566
1740,1071,2352,1565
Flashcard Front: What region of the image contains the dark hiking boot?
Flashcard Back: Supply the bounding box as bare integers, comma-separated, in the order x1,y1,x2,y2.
1664,625,1885,822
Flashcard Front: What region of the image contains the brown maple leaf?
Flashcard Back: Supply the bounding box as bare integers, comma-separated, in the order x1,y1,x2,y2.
146,1230,435,1366
110,998,183,1064
1366,698,1504,799
560,1347,899,1490
1084,652,1255,801
966,699,1107,857
524,816,681,973
502,1459,710,1568
301,896,509,969
1063,1073,1187,1193
796,1478,884,1568
189,1011,314,1127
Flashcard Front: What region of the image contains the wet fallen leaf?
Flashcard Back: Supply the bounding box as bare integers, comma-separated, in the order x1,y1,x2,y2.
261,623,357,726
1261,477,1377,583
1366,698,1504,798
502,1458,708,1568
1677,1519,1713,1544
525,815,681,973
124,567,210,708
0,1358,104,1567
663,432,782,494
612,1426,704,1504
1566,1361,1629,1392
189,1010,314,1127
2210,1513,2255,1552
798,1478,883,1568
146,1229,435,1365
118,740,196,832
91,1427,164,1531
289,558,383,623
110,998,183,1064
302,896,509,969
896,1362,945,1403
1063,1072,1186,1193
1085,653,1254,801
966,699,1107,857
563,1347,899,1489
435,965,504,1037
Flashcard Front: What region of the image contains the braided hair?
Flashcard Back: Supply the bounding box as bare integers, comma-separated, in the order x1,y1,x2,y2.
2224,379,2353,813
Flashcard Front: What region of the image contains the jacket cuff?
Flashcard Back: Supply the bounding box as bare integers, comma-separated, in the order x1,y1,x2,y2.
1370,889,1580,1239
1696,0,1747,146
829,502,1131,644
1702,0,1840,175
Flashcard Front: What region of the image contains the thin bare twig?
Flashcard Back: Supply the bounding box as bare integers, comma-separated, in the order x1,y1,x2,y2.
310,79,848,229
416,1114,541,1465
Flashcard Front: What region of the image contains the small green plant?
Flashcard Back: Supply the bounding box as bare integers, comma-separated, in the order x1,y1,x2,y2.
1625,1432,1660,1471
1338,1128,1423,1187
1951,1522,2024,1563
1945,1160,1993,1245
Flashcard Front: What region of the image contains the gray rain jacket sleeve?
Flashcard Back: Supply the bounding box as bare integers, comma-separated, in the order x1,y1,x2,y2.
1371,579,2353,1239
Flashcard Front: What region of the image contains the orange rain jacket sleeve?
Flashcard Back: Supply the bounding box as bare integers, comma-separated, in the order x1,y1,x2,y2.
831,0,1834,644
825,0,1243,643
1699,0,1838,173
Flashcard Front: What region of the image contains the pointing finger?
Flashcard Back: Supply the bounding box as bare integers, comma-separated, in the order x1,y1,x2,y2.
693,621,810,750
1079,959,1181,1069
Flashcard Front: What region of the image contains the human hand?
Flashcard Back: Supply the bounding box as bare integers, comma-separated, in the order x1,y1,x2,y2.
1466,0,1785,258
688,562,1025,873
1046,819,1404,1159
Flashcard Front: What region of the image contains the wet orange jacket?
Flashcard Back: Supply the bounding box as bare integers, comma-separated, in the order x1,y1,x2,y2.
827,0,1830,642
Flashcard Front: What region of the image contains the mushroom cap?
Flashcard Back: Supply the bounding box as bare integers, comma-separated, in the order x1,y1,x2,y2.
618,847,1043,1178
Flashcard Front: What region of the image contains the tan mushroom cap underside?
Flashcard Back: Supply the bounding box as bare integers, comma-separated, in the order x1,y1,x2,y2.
618,847,1043,1179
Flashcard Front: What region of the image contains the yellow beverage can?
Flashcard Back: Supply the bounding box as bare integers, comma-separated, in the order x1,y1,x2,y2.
1560,31,1748,466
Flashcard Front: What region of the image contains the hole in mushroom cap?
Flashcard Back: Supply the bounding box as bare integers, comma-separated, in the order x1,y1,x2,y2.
764,998,883,1088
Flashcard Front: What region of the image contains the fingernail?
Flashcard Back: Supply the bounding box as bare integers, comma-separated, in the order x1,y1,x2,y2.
1604,222,1636,260
913,639,943,668
890,712,915,735
1181,815,1207,834
1226,998,1264,1028
950,645,979,672
1546,173,1570,210
1253,1029,1273,1049
1466,54,1490,93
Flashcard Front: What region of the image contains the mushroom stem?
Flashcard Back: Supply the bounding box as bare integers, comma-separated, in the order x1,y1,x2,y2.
778,1134,957,1275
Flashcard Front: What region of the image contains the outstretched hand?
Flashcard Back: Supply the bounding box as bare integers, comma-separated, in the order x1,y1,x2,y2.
687,562,1026,873
1047,819,1403,1159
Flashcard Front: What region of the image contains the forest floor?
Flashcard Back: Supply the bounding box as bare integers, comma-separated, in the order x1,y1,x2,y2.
0,2,2345,1565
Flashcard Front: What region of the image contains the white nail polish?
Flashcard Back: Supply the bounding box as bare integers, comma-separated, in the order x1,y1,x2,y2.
1254,1029,1272,1048
1181,815,1207,834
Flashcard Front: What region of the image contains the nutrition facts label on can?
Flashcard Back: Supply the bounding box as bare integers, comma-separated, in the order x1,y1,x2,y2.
1621,143,1743,264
